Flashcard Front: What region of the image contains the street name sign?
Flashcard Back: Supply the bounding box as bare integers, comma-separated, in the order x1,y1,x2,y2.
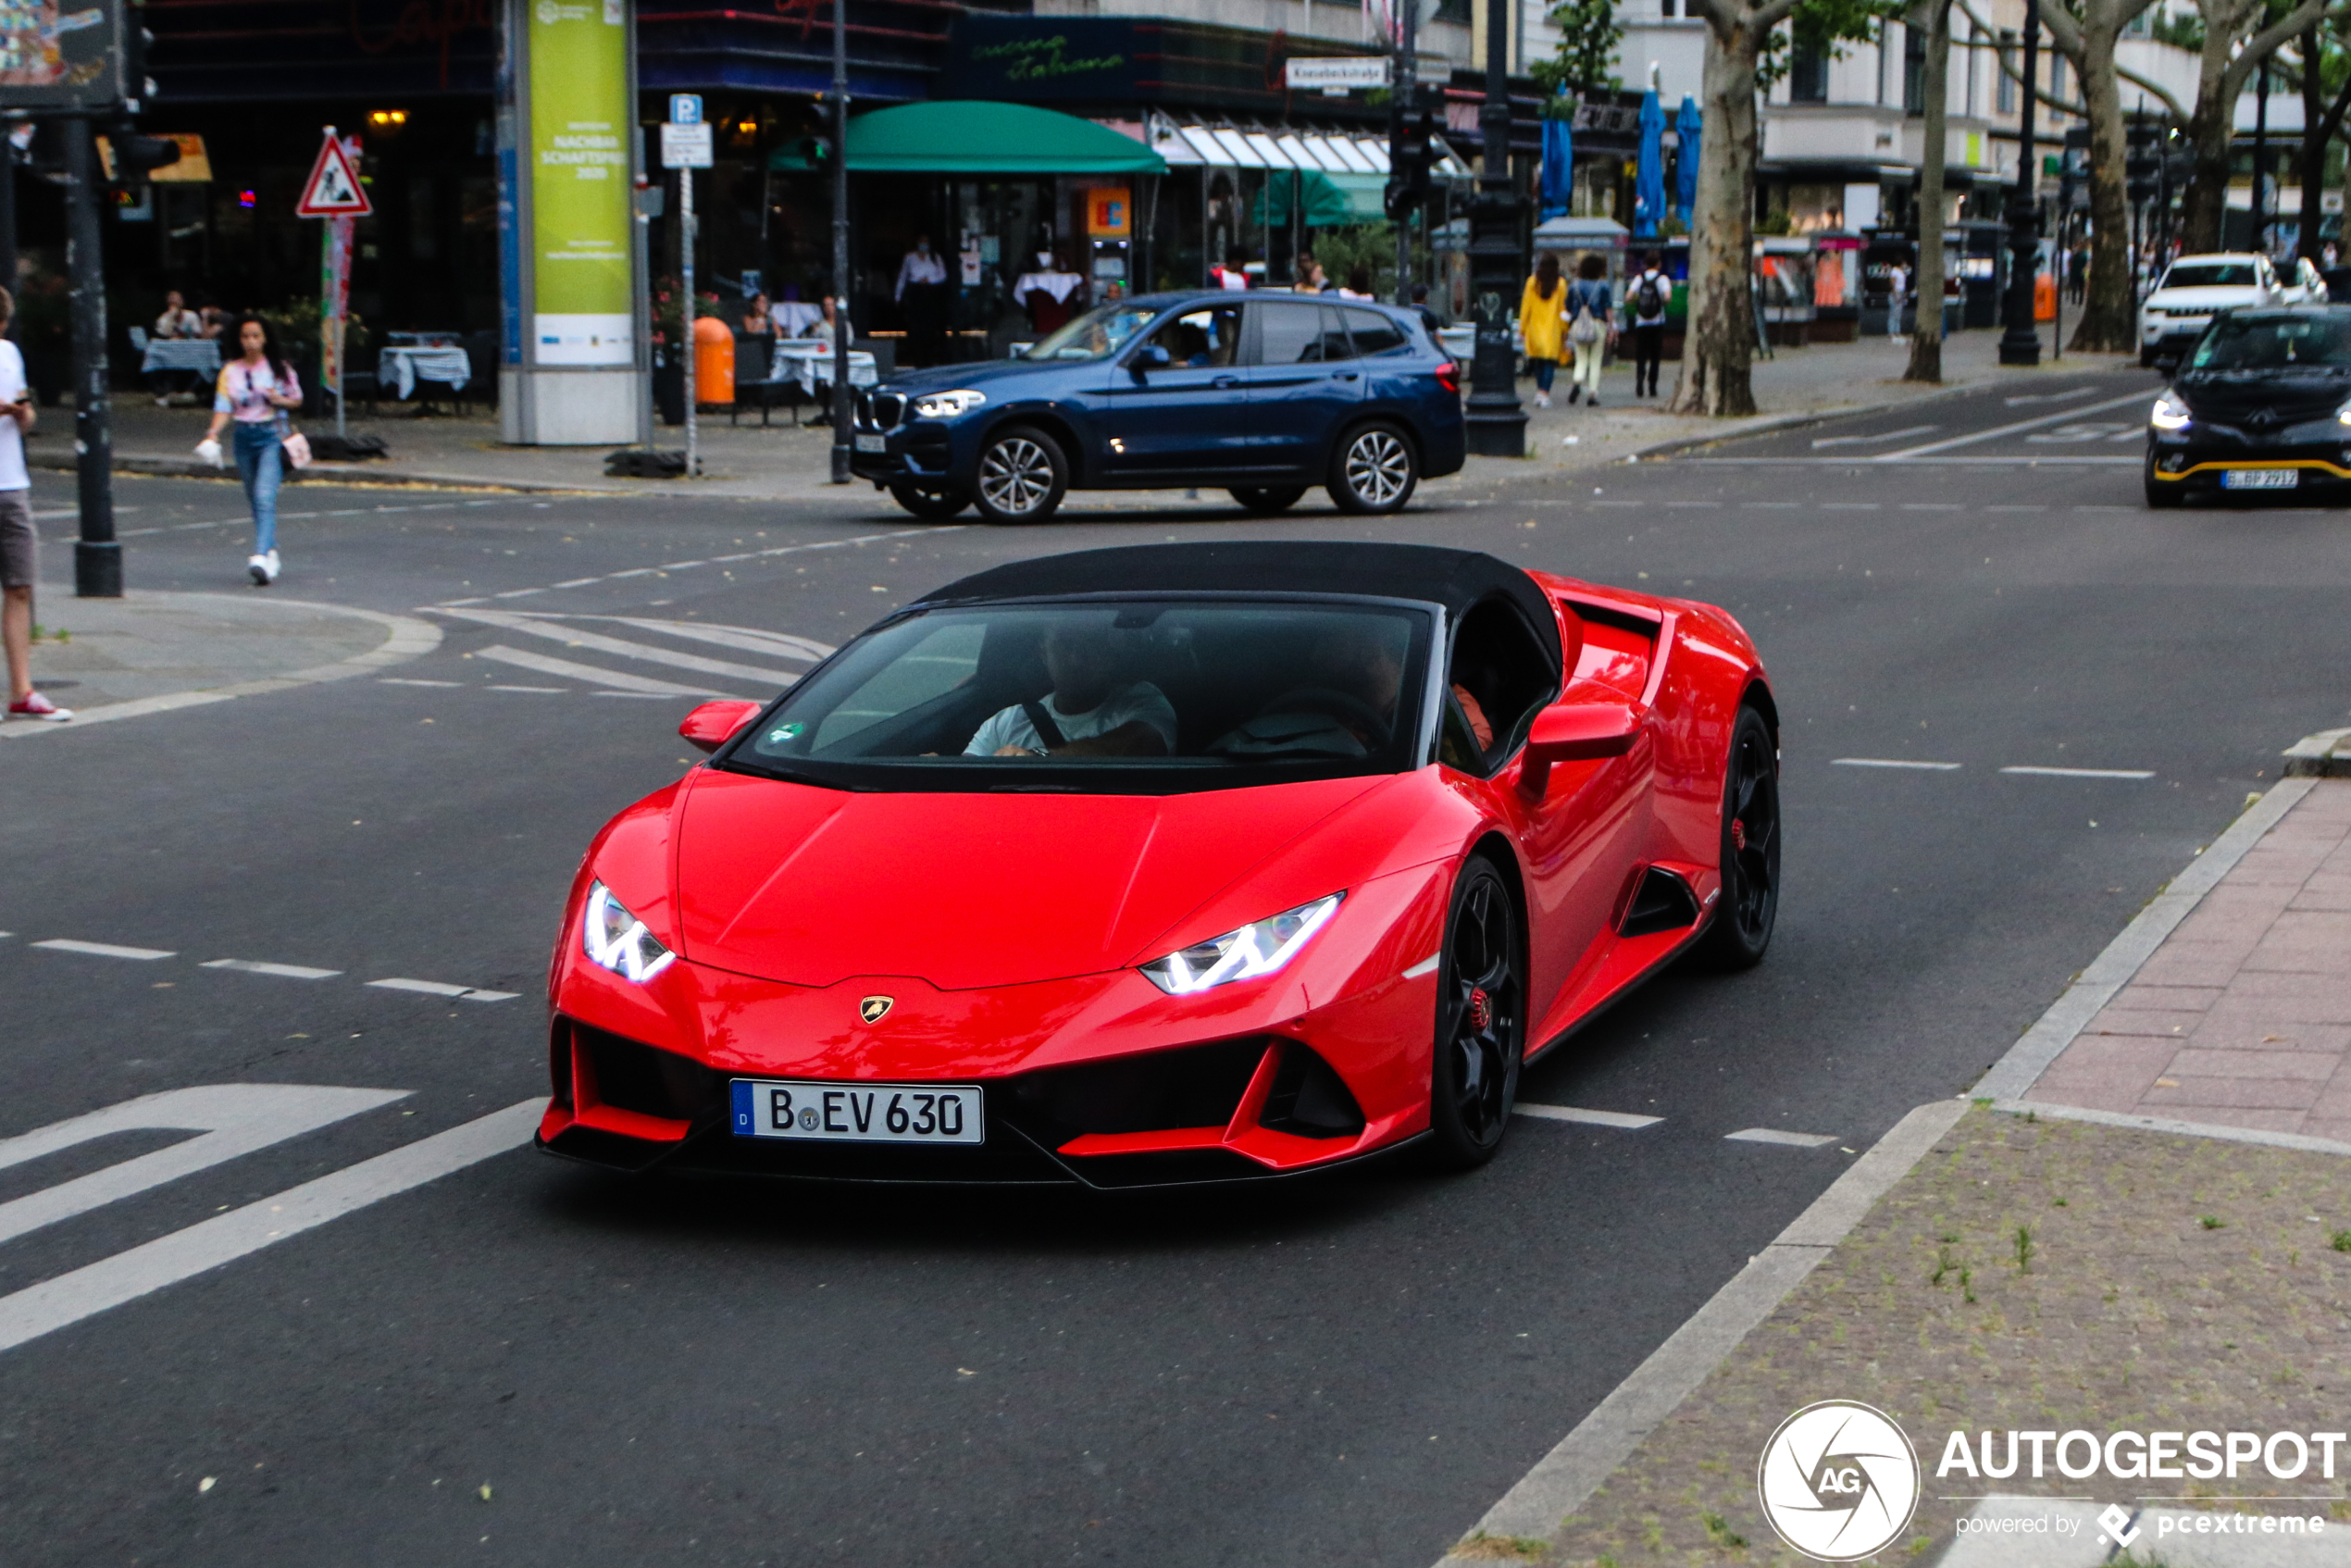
1285,56,1392,92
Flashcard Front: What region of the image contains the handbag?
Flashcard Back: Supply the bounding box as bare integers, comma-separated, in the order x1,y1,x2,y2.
277,411,312,469
1567,282,1605,346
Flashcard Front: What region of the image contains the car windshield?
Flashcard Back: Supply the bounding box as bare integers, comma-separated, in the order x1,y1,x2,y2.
2188,315,2351,370
2163,263,2258,289
1021,304,1161,362
725,598,1436,795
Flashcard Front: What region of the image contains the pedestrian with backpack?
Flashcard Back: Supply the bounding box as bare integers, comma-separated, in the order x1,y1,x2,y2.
1563,255,1614,406
1518,254,1568,407
1627,251,1669,398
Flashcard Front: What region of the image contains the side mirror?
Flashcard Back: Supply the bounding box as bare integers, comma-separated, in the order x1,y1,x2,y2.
679,699,762,753
1520,698,1644,795
1131,344,1171,375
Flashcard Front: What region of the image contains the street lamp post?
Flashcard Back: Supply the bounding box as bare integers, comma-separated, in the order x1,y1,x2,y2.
64,119,118,597
1463,0,1526,455
1996,0,2043,366
828,0,852,484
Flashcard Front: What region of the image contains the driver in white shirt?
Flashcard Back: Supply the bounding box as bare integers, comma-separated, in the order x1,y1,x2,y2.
966,623,1176,757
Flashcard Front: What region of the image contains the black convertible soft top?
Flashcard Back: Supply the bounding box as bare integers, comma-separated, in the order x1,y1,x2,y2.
914,541,1562,671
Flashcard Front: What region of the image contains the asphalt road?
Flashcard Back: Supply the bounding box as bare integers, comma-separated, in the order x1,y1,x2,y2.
6,362,2348,1567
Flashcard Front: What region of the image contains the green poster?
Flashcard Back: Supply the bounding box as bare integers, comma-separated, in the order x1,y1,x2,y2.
529,0,632,365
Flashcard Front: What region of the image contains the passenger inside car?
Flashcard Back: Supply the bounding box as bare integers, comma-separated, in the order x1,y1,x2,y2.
1140,306,1239,369
964,623,1178,758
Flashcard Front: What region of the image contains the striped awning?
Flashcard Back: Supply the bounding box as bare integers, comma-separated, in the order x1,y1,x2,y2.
1141,117,1466,181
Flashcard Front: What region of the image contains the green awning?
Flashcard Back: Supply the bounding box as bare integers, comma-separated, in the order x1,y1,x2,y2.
1254,168,1388,228
803,101,1165,175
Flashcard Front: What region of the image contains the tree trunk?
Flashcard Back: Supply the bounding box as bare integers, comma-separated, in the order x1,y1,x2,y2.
2069,25,2135,350
1906,0,1950,381
1671,20,1762,416
2177,20,2244,253
2301,26,2325,260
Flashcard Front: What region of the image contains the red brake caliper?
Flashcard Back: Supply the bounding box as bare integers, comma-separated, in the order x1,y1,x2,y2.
1731,818,1747,852
1469,988,1492,1030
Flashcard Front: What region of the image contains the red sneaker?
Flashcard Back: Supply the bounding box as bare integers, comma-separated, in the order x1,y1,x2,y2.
7,691,73,721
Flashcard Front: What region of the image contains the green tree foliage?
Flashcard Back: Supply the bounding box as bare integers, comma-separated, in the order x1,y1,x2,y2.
1758,0,1908,89
1534,0,1624,99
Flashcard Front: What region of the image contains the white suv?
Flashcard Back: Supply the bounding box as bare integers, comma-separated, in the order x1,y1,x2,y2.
2139,254,2287,367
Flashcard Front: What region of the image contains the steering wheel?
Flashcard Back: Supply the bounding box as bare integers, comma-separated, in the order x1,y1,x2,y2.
1262,686,1392,750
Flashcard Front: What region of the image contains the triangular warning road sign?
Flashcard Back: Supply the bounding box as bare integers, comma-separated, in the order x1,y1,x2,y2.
296,133,371,218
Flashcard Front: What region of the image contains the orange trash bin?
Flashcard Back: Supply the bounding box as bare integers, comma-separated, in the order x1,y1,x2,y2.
693,316,734,407
2034,272,2057,322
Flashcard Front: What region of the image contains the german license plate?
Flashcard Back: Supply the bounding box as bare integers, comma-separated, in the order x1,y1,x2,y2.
2221,468,2298,490
853,433,887,454
730,1078,981,1144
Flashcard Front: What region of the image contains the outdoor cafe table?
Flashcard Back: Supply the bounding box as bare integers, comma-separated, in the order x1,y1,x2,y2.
140,339,222,379
770,341,877,395
378,345,472,401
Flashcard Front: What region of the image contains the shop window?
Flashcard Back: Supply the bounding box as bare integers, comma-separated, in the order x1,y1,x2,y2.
1904,25,1925,114
1997,34,2017,113
410,176,438,262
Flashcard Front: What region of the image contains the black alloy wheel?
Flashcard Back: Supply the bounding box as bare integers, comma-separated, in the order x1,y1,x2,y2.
1326,421,1418,515
1697,704,1780,969
971,425,1068,525
2143,447,2183,509
1229,485,1307,515
889,481,970,520
1425,856,1524,1169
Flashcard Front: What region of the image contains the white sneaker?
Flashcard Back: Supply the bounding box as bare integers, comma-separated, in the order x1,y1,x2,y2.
248,554,270,586
1535,391,1550,408
264,550,280,583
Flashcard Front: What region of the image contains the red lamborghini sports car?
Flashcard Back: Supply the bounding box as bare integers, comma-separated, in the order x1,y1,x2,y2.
536,541,1778,1187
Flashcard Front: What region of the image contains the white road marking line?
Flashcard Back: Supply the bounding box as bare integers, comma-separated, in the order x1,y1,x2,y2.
1515,1103,1662,1129
366,977,519,1002
0,1099,540,1356
378,678,461,688
0,1085,406,1249
492,587,546,599
437,608,802,686
1983,504,2047,512
1820,503,1880,511
487,684,566,693
442,596,490,606
2003,386,2096,406
427,525,961,607
31,939,176,961
591,691,686,700
659,559,709,570
590,617,833,662
1741,501,1799,508
477,644,727,696
607,567,656,579
1725,1127,1839,1148
1875,388,2154,458
1832,757,1962,770
2000,765,2156,779
1401,953,1441,980
1810,424,1936,449
1901,503,1964,510
200,959,342,980
551,577,603,589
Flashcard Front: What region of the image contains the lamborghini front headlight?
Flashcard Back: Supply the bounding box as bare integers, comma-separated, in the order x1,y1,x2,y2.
1139,893,1342,995
581,881,675,983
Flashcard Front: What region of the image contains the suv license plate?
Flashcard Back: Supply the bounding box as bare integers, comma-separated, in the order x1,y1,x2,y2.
730,1079,982,1144
853,433,887,454
2221,468,2298,490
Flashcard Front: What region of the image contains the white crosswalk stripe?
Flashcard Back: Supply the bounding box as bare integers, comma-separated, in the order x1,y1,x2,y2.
436,607,804,686
474,644,728,697
429,608,814,697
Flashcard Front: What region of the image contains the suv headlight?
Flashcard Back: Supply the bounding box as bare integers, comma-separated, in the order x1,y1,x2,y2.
1139,893,1342,995
2151,392,2191,430
582,880,675,983
912,390,987,419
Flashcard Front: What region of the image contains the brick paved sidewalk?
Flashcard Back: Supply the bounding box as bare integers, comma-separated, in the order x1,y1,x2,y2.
2020,778,2351,1140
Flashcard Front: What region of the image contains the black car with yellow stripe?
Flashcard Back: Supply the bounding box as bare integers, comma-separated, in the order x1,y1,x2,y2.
2146,305,2351,506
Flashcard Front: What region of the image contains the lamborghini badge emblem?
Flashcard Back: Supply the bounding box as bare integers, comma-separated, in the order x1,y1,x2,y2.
859,995,894,1025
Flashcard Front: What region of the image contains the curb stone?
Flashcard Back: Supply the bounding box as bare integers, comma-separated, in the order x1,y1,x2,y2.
2284,727,2351,778
1437,758,2335,1562
0,594,441,740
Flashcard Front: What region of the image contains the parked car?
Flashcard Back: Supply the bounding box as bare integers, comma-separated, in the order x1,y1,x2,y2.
2144,305,2351,505
847,292,1467,525
2139,253,2286,367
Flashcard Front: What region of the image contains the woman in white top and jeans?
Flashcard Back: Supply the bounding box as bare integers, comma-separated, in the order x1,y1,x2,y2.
196,316,303,585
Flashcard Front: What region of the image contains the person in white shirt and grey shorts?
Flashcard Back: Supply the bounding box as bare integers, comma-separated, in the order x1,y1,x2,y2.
0,287,68,721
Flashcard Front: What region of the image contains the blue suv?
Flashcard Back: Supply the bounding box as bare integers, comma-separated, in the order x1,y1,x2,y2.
848,291,1467,524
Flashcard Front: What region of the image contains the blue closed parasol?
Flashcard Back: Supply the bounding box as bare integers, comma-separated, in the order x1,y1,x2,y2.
1539,117,1574,221
1674,95,1700,225
1634,88,1664,239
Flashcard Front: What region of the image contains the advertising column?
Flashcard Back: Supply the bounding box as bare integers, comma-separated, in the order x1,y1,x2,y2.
496,0,641,443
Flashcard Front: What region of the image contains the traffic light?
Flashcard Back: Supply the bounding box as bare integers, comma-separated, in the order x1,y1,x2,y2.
121,2,155,111
2125,120,2161,205
1385,105,1433,221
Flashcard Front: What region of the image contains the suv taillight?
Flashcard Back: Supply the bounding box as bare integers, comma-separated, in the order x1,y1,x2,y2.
1435,360,1460,393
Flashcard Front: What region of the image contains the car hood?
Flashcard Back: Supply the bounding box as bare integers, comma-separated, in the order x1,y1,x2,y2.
668,770,1393,989
876,357,1087,400
2146,286,2264,312
2176,365,2351,425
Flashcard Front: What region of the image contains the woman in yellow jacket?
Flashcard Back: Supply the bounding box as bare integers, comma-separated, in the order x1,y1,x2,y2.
1520,253,1569,407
